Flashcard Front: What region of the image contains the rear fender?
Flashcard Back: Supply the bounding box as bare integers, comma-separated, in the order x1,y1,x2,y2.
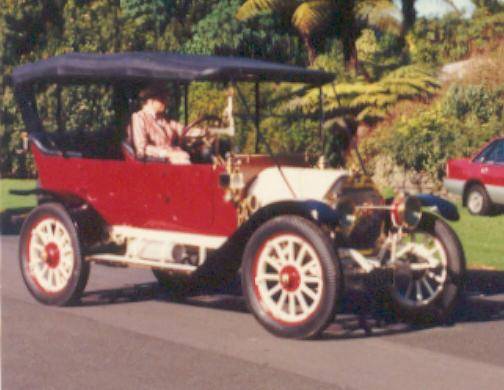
14,189,104,247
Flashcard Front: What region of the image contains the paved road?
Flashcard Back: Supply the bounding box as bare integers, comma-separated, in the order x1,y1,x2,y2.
2,235,504,390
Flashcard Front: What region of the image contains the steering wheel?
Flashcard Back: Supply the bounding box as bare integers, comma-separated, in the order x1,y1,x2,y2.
181,115,225,163
181,114,225,139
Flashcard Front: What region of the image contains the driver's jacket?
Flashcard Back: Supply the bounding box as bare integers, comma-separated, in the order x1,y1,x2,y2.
128,109,184,159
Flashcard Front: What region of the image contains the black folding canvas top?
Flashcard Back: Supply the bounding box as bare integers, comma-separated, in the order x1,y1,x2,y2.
12,52,334,86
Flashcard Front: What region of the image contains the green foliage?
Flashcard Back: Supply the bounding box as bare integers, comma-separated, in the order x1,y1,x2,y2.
379,84,504,181
472,0,504,15
184,0,303,63
284,64,439,123
236,0,399,66
443,84,504,123
409,11,504,65
236,0,336,64
387,109,456,179
1,0,503,182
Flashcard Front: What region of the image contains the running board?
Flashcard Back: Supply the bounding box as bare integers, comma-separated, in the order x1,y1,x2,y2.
85,253,197,273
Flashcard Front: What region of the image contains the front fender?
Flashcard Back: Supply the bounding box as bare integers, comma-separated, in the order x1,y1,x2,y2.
250,200,341,227
416,194,460,221
197,200,341,278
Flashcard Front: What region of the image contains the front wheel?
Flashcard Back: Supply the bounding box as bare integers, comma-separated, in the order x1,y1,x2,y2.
242,215,341,339
19,203,90,306
388,213,465,323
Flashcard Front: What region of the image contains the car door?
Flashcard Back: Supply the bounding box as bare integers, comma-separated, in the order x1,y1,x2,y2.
108,158,216,233
79,157,162,227
160,163,215,232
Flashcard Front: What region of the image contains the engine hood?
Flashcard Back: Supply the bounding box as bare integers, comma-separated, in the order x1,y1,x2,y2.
247,166,348,207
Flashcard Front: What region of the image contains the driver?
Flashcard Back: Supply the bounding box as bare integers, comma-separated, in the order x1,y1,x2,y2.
128,84,192,164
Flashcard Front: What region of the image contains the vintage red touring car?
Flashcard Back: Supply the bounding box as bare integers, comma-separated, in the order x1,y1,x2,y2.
12,53,465,338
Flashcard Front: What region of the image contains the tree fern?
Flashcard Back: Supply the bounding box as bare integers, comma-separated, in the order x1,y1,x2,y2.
281,64,440,124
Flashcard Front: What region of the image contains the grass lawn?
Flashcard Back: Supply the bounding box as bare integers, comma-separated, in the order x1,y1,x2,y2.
0,179,37,211
449,206,504,271
1,179,502,269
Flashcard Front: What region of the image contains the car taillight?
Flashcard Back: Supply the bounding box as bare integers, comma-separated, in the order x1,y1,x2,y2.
446,163,450,178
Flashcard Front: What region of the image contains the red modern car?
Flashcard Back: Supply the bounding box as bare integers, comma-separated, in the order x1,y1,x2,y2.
444,137,504,215
12,53,465,339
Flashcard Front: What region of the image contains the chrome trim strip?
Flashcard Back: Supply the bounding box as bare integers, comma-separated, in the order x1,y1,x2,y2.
443,178,464,196
487,185,504,204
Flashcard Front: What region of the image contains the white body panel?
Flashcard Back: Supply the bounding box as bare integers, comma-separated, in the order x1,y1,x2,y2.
248,167,348,206
86,226,228,272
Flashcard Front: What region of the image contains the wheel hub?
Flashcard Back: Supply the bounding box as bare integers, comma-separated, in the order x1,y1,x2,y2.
44,242,60,268
279,265,300,292
468,193,482,212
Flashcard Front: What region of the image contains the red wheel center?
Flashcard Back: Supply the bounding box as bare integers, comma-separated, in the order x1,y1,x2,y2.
279,265,301,292
44,242,60,268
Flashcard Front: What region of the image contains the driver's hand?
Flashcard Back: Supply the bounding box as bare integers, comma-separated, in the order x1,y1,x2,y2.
162,148,191,165
185,127,205,138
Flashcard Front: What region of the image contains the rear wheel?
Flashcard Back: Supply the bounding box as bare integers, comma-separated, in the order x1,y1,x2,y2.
19,203,90,306
389,213,465,323
242,216,341,339
466,185,492,215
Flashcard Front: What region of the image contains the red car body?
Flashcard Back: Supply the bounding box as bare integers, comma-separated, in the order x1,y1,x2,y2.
444,137,504,212
32,145,238,236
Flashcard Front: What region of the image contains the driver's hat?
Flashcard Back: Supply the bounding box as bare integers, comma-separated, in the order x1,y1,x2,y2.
139,84,170,101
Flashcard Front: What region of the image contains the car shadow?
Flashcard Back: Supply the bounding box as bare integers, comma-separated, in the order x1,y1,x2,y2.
78,269,504,340
5,207,503,339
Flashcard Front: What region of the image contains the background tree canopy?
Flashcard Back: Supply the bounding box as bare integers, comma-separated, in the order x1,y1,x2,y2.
1,0,503,182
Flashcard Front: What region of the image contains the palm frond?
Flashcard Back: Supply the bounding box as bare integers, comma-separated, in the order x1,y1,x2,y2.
291,0,333,36
350,93,398,108
356,106,388,121
236,0,297,20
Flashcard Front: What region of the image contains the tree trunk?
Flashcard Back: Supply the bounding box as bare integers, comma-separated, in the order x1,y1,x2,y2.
339,0,360,75
301,33,317,65
401,0,416,37
341,27,360,74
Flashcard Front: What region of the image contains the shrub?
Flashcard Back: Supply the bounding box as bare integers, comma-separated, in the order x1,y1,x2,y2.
442,84,503,122
366,83,504,184
387,108,455,180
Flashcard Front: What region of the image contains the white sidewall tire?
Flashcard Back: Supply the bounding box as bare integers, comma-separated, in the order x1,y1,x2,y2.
389,213,466,323
242,215,341,339
19,203,90,306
